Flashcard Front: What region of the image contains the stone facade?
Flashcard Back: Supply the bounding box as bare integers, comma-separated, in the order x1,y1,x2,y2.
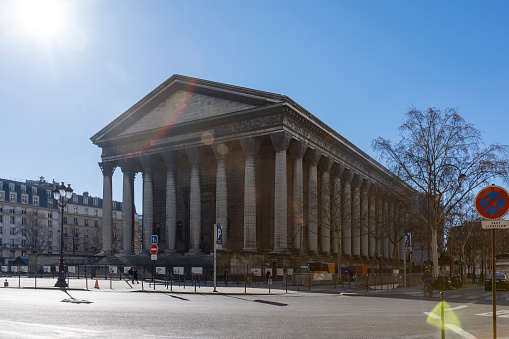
91,75,413,274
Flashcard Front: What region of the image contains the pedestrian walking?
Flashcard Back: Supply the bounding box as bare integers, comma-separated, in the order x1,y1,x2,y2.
128,267,133,282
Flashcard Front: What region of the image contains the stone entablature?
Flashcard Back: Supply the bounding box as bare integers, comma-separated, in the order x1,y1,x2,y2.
91,75,412,264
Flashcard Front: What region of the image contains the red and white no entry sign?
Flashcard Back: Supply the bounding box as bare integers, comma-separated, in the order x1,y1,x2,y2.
475,185,509,220
150,244,158,255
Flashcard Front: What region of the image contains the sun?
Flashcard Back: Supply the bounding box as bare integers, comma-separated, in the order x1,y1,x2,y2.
9,0,71,42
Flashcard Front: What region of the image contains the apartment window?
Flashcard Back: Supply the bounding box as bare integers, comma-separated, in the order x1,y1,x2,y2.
21,194,28,204
94,220,99,227
10,207,14,214
21,239,26,247
0,227,2,234
73,242,79,251
0,238,2,246
10,216,15,224
9,183,15,191
94,209,98,216
10,239,15,246
21,209,26,215
46,190,52,199
113,202,117,209
21,185,26,194
0,215,2,223
63,217,68,224
21,217,27,226
84,197,88,205
0,191,4,201
64,242,68,250
113,212,117,219
10,250,15,256
64,228,67,236
48,230,52,238
84,242,89,251
113,232,117,240
10,192,17,202
33,196,39,206
48,212,53,218
10,227,15,235
73,194,78,203
85,229,89,237
73,218,78,225
73,228,78,236
48,241,52,250
32,187,37,195
93,198,98,206
84,219,89,226
47,200,52,207
74,206,78,214
84,208,88,215
48,220,52,227
0,181,3,189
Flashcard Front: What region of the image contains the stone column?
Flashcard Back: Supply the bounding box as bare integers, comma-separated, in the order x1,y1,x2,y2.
389,200,395,260
368,185,377,258
213,142,230,248
119,160,135,255
330,163,344,254
289,140,307,252
305,149,321,255
351,174,361,258
360,179,371,258
376,193,383,258
140,155,156,252
240,137,261,251
162,151,180,253
342,169,353,257
318,156,334,254
186,147,203,253
383,198,389,259
99,161,116,255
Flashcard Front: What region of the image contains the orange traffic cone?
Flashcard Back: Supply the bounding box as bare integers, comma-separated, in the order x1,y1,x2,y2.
94,277,99,289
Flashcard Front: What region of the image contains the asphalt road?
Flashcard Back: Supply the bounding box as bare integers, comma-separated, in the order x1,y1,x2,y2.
0,285,508,338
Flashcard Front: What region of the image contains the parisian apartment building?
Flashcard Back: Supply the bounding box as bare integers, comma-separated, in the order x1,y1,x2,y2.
0,176,139,265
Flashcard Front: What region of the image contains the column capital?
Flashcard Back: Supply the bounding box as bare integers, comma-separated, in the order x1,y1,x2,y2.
289,140,307,159
140,155,157,171
318,156,334,172
342,168,354,183
270,131,292,151
330,162,345,177
99,161,116,177
212,142,230,160
162,150,180,168
240,136,261,155
118,159,136,174
361,178,371,192
305,148,322,166
186,147,204,164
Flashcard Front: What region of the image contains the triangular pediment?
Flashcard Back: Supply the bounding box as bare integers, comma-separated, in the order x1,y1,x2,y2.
118,90,257,137
91,75,285,144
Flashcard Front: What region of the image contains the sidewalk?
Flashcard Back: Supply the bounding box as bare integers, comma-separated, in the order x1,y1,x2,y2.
1,276,477,296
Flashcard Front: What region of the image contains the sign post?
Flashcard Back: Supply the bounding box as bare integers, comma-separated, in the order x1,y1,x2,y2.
213,224,222,292
150,236,158,290
475,185,509,339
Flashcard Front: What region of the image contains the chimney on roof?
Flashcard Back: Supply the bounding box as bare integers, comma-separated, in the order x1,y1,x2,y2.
83,192,89,197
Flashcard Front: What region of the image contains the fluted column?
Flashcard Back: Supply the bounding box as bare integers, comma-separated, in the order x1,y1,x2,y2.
213,142,230,248
290,140,307,251
360,179,371,258
305,149,321,255
162,151,180,253
376,193,383,258
383,198,389,259
140,155,156,252
319,157,333,254
99,161,116,255
351,174,361,258
330,164,344,254
270,131,292,252
342,169,353,257
119,160,135,255
368,185,377,258
240,137,261,251
186,147,203,253
389,200,395,259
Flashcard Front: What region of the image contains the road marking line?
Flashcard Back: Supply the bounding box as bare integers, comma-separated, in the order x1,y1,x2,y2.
445,305,468,311
424,312,441,320
445,324,476,339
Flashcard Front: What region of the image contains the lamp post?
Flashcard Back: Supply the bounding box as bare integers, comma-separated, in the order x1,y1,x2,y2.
53,182,73,288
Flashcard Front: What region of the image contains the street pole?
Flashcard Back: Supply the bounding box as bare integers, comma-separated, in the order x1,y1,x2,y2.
213,224,217,292
492,228,497,339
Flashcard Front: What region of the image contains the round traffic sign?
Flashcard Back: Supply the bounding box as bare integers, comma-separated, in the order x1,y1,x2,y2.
150,244,158,255
475,185,509,220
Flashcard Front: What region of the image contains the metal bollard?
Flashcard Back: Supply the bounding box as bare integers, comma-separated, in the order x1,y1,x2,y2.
4,279,8,287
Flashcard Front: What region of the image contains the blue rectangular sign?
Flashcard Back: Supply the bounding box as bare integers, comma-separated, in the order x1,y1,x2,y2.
216,225,222,245
151,235,158,244
404,233,411,247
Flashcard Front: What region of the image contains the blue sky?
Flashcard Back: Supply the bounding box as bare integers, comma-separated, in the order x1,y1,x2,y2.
1,0,508,212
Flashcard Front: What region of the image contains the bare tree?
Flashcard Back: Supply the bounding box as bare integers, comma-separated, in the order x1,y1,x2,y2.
372,107,509,278
22,210,50,253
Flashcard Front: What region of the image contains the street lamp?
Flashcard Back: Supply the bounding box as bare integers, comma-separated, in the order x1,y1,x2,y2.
53,182,73,288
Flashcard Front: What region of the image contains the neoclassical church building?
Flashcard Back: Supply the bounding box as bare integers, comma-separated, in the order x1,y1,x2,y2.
91,75,413,274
